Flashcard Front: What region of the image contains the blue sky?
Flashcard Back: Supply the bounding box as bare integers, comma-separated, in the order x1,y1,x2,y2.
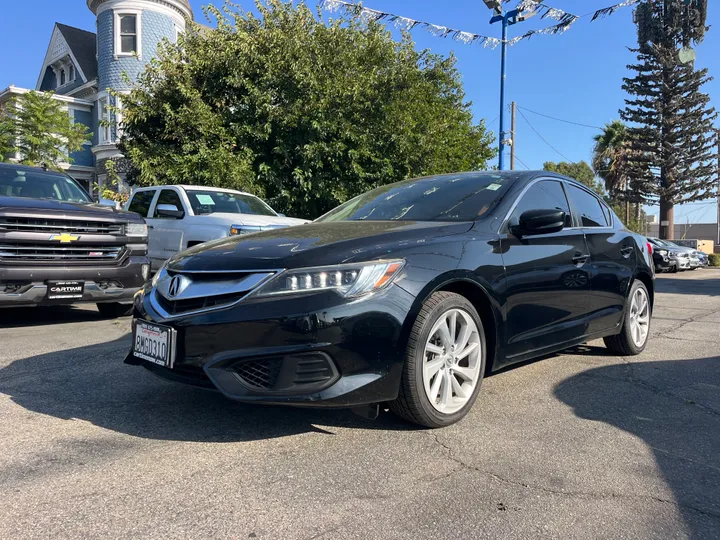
0,0,717,223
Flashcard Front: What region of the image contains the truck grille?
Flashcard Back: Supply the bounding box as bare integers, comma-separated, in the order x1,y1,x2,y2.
0,243,125,261
0,217,124,235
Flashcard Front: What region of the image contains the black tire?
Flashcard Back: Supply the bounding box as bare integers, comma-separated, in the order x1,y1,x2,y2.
604,280,651,356
96,302,133,318
671,264,679,273
390,292,487,428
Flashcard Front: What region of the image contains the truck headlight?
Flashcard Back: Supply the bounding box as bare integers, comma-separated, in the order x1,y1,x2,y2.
230,225,265,236
251,260,405,299
126,223,148,237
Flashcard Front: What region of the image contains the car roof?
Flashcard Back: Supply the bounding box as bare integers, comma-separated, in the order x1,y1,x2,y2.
133,184,256,197
0,162,70,176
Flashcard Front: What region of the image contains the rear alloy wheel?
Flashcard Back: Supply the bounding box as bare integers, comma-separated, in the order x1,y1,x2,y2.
604,280,651,356
390,292,486,428
96,302,133,319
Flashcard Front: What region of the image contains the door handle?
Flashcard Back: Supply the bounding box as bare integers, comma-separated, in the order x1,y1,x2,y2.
572,253,590,265
621,246,634,258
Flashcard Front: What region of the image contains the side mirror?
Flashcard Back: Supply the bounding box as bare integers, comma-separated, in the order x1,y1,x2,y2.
98,198,116,207
278,213,286,217
156,204,185,219
512,209,566,236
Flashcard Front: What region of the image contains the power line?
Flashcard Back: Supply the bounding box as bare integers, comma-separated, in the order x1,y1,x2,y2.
516,107,575,163
516,105,604,131
514,154,531,170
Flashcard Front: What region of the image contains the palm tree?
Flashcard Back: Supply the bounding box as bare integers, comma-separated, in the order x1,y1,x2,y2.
592,120,631,222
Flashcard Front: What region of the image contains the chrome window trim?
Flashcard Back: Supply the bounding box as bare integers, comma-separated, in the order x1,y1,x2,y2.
501,177,615,233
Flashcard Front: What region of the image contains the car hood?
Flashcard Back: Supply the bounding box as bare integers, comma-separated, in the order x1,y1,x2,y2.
167,220,473,272
0,195,142,222
191,212,309,227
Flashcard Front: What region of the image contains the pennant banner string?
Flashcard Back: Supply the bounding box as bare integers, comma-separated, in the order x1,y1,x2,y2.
321,0,641,48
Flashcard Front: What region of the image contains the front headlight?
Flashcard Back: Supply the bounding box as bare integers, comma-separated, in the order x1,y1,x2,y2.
657,249,668,256
151,261,168,287
126,223,148,237
251,260,405,299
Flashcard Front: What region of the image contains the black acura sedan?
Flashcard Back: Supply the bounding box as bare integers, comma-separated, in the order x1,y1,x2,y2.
126,171,654,428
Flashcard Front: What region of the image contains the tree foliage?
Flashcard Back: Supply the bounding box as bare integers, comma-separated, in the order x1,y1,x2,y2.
592,120,630,197
543,161,604,194
118,0,496,218
621,0,717,238
0,91,90,170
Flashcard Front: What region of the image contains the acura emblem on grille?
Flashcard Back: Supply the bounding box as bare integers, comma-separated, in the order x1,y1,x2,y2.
168,275,186,298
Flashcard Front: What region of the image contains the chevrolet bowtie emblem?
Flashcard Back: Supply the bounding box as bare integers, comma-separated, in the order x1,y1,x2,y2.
50,233,80,243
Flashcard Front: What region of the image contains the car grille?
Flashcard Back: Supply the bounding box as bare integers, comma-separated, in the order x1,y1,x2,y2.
0,243,125,262
154,290,250,316
0,217,124,235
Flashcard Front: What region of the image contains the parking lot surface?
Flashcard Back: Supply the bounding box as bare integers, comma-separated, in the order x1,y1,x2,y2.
1,270,719,539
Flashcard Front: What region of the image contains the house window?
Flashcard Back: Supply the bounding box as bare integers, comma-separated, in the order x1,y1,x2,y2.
59,69,66,86
98,96,112,144
115,12,141,56
69,65,75,82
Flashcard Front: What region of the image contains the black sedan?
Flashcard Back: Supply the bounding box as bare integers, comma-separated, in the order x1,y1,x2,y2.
126,171,654,428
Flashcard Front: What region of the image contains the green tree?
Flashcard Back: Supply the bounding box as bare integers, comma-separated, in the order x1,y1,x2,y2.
543,161,605,194
1,91,90,170
0,102,15,162
592,120,631,222
118,0,495,218
621,0,717,239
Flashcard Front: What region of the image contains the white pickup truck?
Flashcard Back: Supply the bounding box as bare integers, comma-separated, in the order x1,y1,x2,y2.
126,185,308,270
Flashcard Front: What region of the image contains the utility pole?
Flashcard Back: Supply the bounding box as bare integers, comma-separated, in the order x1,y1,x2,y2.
510,101,517,170
716,128,719,247
485,1,535,171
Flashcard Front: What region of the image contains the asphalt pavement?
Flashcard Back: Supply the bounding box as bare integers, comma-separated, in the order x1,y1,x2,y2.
1,270,719,539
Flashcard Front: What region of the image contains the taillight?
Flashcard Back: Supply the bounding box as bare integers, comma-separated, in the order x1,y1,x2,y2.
646,241,653,255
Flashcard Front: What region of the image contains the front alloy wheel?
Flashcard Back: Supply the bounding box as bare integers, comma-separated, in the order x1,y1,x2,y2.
391,292,486,428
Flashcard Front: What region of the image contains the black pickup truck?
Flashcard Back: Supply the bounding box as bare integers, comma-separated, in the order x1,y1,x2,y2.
0,163,150,317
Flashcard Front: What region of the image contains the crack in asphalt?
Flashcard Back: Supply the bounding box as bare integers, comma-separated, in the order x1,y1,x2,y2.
651,307,720,340
428,433,720,521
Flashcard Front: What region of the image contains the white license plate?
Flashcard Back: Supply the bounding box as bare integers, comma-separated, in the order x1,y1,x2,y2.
133,320,176,368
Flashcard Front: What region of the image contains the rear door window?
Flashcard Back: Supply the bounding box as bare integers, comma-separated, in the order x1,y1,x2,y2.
127,190,156,218
566,184,608,227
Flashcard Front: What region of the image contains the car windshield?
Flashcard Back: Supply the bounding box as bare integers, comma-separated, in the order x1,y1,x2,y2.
184,189,277,217
0,167,91,203
316,173,515,223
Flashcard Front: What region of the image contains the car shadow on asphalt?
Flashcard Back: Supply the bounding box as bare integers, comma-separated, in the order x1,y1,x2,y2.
554,355,720,539
0,335,417,443
0,306,105,329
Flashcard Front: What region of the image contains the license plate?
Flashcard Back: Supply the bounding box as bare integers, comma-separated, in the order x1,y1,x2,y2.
46,280,85,301
132,320,177,368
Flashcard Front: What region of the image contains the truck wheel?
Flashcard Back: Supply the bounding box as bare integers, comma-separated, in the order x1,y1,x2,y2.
97,302,133,318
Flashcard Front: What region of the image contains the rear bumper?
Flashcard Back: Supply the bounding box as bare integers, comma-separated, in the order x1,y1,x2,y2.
0,255,150,306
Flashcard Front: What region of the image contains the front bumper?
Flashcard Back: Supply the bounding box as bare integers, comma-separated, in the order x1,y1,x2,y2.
654,256,675,272
125,284,416,407
0,256,149,306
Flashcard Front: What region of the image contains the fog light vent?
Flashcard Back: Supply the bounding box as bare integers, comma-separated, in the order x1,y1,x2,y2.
234,358,283,390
